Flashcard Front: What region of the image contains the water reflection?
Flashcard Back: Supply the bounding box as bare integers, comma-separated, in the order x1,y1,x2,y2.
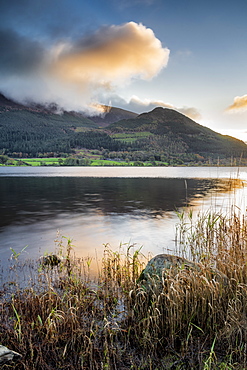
0,177,237,228
0,175,246,268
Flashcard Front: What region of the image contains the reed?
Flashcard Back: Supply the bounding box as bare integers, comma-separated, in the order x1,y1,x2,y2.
1,210,247,369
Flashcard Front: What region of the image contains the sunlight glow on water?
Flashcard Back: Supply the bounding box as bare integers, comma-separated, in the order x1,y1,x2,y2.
0,167,247,273
1,166,247,179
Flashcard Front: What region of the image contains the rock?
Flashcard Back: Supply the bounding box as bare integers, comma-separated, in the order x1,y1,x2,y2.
138,254,228,290
40,254,62,268
0,345,22,365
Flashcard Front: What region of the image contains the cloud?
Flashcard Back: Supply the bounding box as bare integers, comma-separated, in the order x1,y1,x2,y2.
52,22,169,85
109,95,201,120
179,107,202,120
126,96,174,111
0,22,169,113
226,95,247,113
0,28,45,75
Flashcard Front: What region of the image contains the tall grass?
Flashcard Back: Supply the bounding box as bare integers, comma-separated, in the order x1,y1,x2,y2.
2,210,247,369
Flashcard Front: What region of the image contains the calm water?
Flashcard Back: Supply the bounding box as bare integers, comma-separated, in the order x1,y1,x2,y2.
0,167,247,269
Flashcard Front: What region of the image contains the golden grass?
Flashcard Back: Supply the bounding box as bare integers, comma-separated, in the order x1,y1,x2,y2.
2,210,247,369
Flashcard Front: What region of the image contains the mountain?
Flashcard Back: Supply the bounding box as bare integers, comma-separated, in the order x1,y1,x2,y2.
0,93,139,156
0,93,24,109
89,106,138,126
0,93,100,155
108,107,247,157
0,93,246,163
0,93,98,125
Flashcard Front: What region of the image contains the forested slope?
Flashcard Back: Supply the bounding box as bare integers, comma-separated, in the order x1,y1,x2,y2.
1,93,247,164
108,107,247,158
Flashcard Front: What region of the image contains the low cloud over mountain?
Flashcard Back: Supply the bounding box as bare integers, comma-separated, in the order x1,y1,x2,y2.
104,95,201,121
0,22,169,114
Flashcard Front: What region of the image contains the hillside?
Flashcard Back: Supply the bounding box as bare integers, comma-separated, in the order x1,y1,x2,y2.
0,93,247,165
90,106,138,126
0,94,140,156
0,93,24,109
108,107,247,157
0,93,100,155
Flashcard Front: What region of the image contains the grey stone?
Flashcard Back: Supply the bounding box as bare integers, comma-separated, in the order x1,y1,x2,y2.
40,254,62,268
0,345,22,365
138,254,228,290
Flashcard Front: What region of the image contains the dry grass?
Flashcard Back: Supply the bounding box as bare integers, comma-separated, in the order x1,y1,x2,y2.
2,210,247,369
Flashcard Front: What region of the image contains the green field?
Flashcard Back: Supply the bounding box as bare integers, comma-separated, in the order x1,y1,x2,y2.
0,154,168,167
90,159,168,166
22,158,168,167
111,131,153,142
19,158,63,166
90,159,129,166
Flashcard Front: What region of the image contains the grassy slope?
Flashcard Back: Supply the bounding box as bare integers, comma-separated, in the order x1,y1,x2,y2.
111,131,154,143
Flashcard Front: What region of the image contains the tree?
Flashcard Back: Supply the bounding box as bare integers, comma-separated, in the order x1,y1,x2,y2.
0,155,9,164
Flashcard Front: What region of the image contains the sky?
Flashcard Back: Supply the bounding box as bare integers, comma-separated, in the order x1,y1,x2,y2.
0,0,247,141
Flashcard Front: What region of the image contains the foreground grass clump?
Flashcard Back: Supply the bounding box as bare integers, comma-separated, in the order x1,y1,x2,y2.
2,211,247,369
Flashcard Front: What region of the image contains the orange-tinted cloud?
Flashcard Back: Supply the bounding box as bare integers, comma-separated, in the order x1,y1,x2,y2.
0,22,170,113
226,95,247,112
51,22,169,87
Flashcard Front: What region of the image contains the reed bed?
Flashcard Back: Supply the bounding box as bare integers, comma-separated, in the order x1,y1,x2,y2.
1,209,247,369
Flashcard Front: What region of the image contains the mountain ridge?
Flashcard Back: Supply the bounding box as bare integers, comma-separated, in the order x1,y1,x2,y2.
107,106,247,157
0,92,246,164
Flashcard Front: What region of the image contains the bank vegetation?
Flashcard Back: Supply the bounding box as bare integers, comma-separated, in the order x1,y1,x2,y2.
1,209,247,369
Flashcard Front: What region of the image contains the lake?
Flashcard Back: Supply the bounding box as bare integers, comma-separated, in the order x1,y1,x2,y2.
1,166,247,273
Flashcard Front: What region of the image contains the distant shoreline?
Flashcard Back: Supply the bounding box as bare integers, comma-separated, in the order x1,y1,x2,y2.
1,155,247,168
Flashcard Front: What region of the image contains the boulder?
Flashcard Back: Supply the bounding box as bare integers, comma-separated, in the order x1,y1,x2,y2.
138,254,228,290
0,345,22,365
40,254,62,268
